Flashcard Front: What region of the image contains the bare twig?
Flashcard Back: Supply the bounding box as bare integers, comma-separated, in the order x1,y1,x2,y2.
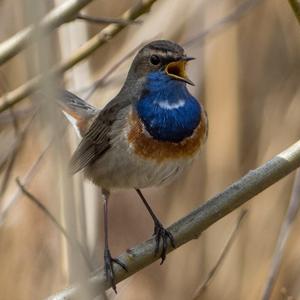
289,0,300,24
0,0,158,114
261,169,300,300
0,70,19,133
0,152,18,197
0,142,50,225
0,121,65,223
0,69,35,195
192,210,248,299
0,72,21,196
16,178,93,271
0,0,94,66
0,121,70,225
77,14,141,25
0,111,37,197
46,140,300,300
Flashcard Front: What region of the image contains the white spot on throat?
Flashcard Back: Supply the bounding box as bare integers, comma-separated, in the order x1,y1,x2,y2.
156,99,185,110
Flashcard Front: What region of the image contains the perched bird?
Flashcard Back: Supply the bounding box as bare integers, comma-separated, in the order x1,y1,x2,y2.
59,40,208,292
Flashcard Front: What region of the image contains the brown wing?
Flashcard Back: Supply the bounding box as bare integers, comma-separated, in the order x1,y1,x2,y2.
70,98,130,174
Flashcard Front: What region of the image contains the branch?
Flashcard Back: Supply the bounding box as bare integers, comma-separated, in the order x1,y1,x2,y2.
46,140,300,300
76,14,141,25
289,0,300,24
0,0,94,66
0,140,50,225
0,0,158,114
0,110,36,197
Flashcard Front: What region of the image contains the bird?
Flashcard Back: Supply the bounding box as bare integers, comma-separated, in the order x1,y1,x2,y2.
58,40,208,292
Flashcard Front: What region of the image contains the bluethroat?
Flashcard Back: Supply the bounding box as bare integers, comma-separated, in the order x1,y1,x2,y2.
59,40,208,292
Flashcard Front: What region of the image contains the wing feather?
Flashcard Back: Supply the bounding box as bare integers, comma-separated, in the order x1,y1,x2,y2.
70,98,130,173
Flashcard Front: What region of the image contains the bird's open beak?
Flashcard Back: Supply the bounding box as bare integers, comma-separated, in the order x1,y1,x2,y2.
165,57,195,85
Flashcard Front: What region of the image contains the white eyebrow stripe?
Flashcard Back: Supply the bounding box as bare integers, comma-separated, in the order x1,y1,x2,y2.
156,99,185,110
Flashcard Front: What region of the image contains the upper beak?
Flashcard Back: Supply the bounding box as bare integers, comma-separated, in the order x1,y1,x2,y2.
165,57,195,85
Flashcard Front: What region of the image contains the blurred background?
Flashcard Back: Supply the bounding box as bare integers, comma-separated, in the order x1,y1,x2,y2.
0,0,299,299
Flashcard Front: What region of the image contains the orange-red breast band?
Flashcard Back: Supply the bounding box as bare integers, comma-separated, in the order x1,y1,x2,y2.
127,109,208,162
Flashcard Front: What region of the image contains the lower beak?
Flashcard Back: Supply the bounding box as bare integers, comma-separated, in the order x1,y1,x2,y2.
165,59,195,86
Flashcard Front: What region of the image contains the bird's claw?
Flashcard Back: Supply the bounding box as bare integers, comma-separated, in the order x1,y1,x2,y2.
104,248,128,293
153,221,176,264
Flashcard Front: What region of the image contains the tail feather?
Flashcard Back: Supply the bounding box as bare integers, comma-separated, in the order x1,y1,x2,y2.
57,90,98,137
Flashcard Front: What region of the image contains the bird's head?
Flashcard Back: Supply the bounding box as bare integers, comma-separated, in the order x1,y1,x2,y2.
127,40,195,87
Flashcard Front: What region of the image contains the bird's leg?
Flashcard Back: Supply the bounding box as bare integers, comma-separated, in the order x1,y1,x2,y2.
135,189,176,264
102,189,127,293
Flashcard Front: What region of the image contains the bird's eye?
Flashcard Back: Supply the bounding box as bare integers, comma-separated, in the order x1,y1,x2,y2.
150,55,161,65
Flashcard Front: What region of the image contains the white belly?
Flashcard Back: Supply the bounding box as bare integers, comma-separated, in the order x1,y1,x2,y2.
84,129,193,189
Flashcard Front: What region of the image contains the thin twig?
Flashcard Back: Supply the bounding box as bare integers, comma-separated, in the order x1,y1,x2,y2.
0,103,38,197
0,0,94,66
192,209,248,299
77,14,141,25
0,70,19,133
289,0,300,25
0,123,64,224
46,139,300,300
0,122,69,225
0,0,158,114
0,142,50,225
0,72,21,196
0,111,37,197
261,169,300,300
16,178,93,271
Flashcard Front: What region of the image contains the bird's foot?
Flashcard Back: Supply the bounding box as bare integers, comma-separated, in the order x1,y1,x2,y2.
104,248,128,293
153,220,176,264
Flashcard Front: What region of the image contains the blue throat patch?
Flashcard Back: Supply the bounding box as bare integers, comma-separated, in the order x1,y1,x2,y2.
136,71,201,143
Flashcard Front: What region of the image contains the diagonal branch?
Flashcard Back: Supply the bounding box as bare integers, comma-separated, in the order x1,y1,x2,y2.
76,14,141,25
47,140,300,300
0,0,158,114
0,0,94,66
